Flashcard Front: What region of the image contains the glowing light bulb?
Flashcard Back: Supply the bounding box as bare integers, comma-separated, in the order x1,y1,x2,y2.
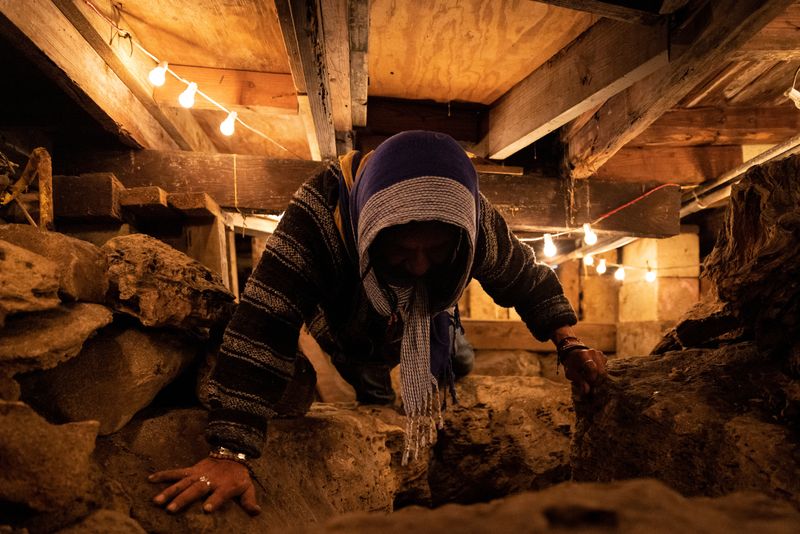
178,82,197,108
583,254,595,266
220,111,238,136
148,61,168,87
596,259,607,275
543,233,557,258
614,266,626,281
583,223,598,246
645,269,657,283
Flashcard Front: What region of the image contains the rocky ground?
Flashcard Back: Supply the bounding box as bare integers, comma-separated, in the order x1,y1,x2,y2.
1,153,799,534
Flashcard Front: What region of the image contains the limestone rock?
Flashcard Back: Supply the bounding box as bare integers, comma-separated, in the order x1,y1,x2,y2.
95,404,422,533
0,374,19,401
571,342,800,507
429,375,573,505
0,303,112,376
472,350,542,377
103,234,234,330
0,401,99,511
703,155,800,354
0,239,59,327
0,224,108,303
296,479,800,534
56,510,146,534
652,296,744,354
20,322,201,434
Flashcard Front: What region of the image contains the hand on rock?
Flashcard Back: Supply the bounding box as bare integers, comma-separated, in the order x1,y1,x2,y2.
148,457,261,515
562,348,607,395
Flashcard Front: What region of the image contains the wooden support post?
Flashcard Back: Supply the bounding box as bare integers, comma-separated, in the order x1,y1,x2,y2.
348,0,369,128
184,216,231,290
37,149,53,230
226,229,239,299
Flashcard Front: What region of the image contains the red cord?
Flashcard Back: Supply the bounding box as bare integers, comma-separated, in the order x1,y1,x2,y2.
592,183,681,224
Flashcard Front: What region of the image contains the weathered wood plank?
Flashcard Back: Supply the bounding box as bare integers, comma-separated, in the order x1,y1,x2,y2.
348,0,369,128
530,0,661,25
462,319,616,353
595,146,744,185
319,0,352,140
59,150,323,212
62,150,680,236
483,17,668,160
0,0,178,150
54,173,124,222
566,0,794,179
630,107,800,147
274,0,337,159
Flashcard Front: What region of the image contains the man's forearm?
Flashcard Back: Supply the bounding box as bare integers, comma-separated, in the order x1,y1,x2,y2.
550,324,578,347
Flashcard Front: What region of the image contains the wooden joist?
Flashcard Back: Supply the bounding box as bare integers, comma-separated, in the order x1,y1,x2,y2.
630,107,800,147
565,0,795,179
62,149,680,237
274,0,337,159
319,0,353,153
482,18,668,160
733,3,800,61
529,0,662,25
462,319,616,353
153,65,297,114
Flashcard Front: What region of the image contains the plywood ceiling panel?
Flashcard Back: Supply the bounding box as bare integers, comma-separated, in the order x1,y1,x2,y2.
368,0,597,104
109,0,290,73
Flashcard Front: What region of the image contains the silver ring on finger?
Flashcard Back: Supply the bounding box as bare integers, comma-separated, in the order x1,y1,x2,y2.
198,475,212,490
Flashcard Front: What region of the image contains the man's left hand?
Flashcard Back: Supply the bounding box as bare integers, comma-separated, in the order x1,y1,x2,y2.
562,348,607,395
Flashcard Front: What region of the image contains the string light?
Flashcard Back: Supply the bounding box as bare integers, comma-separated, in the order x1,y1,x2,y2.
596,259,607,274
178,82,198,108
645,268,657,283
220,111,238,136
543,233,557,257
82,0,297,156
583,254,594,266
614,266,626,281
148,61,168,87
583,223,598,245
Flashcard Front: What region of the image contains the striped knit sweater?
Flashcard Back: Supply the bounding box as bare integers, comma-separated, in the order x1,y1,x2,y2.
206,165,577,458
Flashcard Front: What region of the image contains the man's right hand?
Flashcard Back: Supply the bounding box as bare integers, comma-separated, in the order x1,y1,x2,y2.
148,457,261,515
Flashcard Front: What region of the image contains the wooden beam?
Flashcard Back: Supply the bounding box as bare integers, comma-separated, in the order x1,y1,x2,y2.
462,319,616,352
630,107,800,147
319,0,353,153
349,0,369,128
530,0,662,25
566,0,794,179
53,173,124,222
274,0,337,159
364,97,486,145
482,18,668,160
0,0,179,150
595,146,743,185
153,65,297,114
732,3,800,61
59,150,324,212
62,149,680,237
119,186,180,221
168,192,222,220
